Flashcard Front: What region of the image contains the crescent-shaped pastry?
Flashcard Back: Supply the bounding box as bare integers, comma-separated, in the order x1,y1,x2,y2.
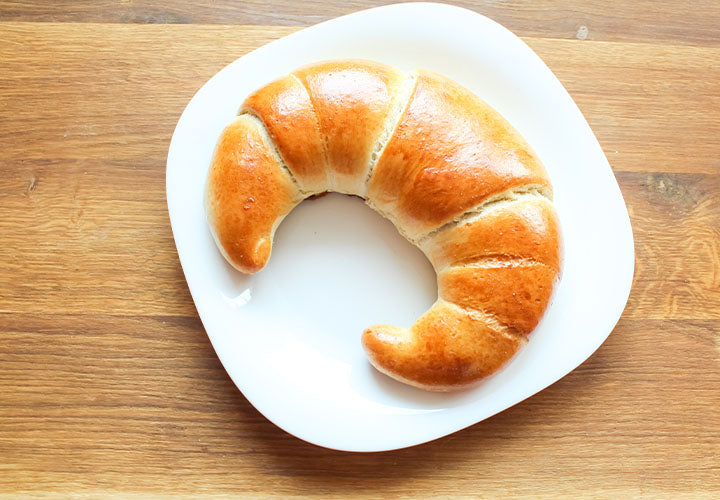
205,60,561,391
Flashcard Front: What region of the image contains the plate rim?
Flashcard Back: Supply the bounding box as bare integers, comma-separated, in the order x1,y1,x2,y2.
166,1,635,452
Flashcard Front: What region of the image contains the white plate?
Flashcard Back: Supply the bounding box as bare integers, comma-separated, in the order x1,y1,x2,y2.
166,2,634,451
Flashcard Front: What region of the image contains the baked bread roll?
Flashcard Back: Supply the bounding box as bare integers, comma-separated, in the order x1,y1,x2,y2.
205,59,561,391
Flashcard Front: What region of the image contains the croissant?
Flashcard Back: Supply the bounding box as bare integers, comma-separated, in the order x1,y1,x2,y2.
205,60,561,391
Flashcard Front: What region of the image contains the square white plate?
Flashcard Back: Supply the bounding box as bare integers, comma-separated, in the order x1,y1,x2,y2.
166,2,634,451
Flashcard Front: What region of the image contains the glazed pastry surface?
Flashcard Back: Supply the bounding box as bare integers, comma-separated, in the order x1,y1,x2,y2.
205,59,562,391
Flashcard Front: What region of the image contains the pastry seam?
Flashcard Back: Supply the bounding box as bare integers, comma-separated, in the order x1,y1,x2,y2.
240,113,307,199
362,71,419,195
418,185,553,245
290,71,336,192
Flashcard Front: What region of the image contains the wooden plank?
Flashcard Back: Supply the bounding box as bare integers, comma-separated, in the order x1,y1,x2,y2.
0,314,717,497
533,39,720,176
1,24,718,174
0,0,719,47
0,24,294,162
0,157,196,317
0,24,718,318
619,171,720,319
2,160,718,319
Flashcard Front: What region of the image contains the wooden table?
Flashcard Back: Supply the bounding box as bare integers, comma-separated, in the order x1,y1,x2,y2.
1,1,718,498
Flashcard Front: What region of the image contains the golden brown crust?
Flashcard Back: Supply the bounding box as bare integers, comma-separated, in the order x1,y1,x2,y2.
362,301,522,391
205,60,562,391
367,69,551,239
439,261,558,335
242,75,327,194
205,115,301,273
422,198,562,272
292,60,406,193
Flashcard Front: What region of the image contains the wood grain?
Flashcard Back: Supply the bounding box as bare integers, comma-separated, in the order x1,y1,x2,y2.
1,314,718,498
1,15,719,500
1,0,719,47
